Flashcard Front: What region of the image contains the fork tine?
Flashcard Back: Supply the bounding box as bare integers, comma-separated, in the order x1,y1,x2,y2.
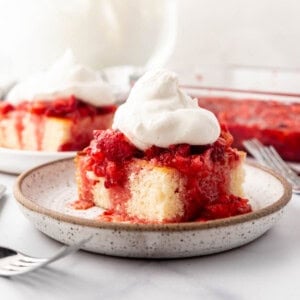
1,264,33,271
0,269,25,276
269,146,300,184
18,253,48,263
255,141,282,171
243,138,300,194
245,139,282,172
261,146,294,180
244,139,271,166
0,253,55,277
0,255,44,272
0,264,41,276
0,257,49,276
9,260,42,268
243,140,263,163
253,139,300,186
269,146,300,188
0,236,92,277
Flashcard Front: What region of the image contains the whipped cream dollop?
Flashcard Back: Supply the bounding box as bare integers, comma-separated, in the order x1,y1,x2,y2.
6,50,115,106
113,69,221,150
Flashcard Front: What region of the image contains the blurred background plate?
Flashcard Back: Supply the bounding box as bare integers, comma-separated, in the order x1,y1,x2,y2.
0,147,75,174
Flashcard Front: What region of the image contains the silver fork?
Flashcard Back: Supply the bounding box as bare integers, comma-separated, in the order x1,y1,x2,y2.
0,236,92,277
243,138,300,194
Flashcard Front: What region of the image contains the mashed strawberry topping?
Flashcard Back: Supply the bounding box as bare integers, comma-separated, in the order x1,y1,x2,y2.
77,126,252,222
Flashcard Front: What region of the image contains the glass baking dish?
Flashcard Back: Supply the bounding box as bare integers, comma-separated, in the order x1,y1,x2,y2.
179,64,300,95
182,84,300,163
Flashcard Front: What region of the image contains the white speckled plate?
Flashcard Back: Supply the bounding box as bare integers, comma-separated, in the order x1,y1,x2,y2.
0,147,76,174
14,158,292,258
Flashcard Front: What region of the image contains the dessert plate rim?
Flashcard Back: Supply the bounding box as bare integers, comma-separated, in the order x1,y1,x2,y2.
13,158,292,231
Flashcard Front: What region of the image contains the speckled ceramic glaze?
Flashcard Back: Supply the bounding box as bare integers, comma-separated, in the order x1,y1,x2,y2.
14,158,292,258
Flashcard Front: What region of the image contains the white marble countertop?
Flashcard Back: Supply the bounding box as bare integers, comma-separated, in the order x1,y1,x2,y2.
0,171,300,300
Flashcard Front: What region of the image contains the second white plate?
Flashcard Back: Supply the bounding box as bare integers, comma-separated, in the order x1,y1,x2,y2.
0,147,76,174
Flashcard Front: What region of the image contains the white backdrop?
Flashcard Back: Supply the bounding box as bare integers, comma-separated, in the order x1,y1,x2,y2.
167,0,300,70
0,0,300,84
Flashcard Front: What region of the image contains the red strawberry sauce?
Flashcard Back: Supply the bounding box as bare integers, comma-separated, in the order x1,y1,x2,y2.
0,96,116,151
75,127,252,223
198,97,300,162
0,95,116,119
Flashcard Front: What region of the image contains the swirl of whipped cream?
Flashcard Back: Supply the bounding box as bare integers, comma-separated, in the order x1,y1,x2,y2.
6,50,115,106
113,69,221,150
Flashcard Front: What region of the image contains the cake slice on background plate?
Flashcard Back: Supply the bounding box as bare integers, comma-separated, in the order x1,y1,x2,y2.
75,69,251,223
0,51,116,151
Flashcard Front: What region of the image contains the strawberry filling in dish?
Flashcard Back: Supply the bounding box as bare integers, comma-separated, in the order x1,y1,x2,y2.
198,97,300,162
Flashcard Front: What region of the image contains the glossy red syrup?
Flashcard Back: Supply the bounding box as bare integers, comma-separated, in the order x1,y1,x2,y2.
77,128,252,223
198,97,300,162
0,96,116,151
9,95,116,119
0,103,14,114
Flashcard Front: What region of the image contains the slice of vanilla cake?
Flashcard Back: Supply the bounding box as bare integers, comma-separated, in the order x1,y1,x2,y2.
0,51,116,151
